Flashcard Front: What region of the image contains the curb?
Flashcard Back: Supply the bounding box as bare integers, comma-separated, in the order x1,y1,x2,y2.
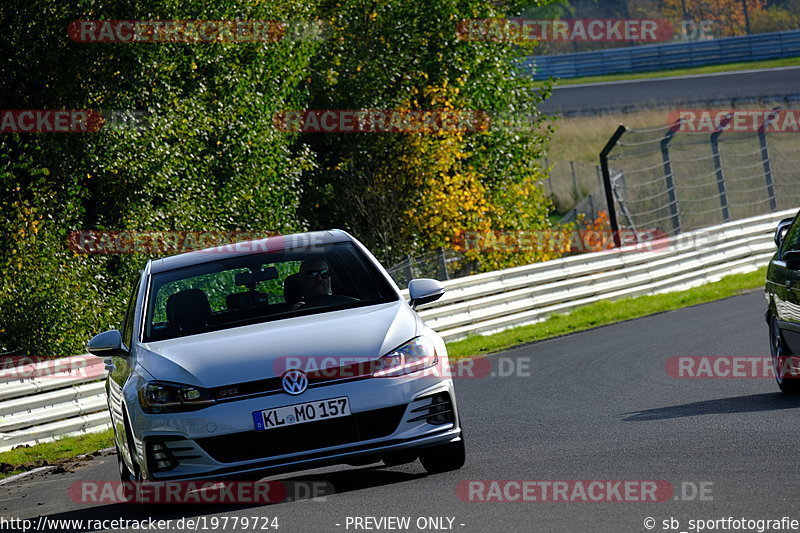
0,466,56,486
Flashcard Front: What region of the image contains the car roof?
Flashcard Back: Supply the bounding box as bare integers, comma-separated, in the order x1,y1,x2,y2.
148,229,353,274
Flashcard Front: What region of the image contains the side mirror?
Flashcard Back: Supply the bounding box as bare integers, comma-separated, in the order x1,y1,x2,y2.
88,329,128,357
784,250,800,271
776,217,794,248
408,278,445,309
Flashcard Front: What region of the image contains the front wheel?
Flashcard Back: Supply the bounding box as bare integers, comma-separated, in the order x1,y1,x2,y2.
770,316,800,394
419,434,466,474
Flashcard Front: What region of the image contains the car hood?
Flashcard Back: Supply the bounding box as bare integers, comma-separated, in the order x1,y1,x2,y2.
137,300,420,388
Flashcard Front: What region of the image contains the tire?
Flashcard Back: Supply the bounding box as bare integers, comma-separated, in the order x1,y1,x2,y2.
419,434,465,474
770,316,800,394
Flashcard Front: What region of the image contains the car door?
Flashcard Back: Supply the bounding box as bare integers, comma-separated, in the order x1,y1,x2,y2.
772,217,800,353
109,273,140,456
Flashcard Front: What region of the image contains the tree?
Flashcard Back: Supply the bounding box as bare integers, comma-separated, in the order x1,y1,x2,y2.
0,0,319,357
299,0,561,268
663,0,766,36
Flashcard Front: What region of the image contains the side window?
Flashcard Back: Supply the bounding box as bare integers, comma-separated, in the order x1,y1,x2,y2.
782,218,800,255
121,274,141,349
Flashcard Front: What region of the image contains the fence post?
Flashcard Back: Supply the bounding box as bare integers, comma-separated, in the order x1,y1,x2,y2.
439,247,450,280
612,170,638,241
599,125,627,247
758,108,779,212
406,254,415,282
570,160,578,198
660,124,682,234
710,114,731,222
595,164,603,190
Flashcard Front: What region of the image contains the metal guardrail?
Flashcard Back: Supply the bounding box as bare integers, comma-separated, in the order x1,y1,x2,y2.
523,30,800,79
0,355,108,452
0,209,791,451
410,209,794,341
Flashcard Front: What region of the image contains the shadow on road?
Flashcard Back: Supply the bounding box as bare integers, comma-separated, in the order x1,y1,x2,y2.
32,465,427,531
622,392,800,421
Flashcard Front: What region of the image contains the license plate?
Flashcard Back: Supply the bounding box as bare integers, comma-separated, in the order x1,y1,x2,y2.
252,397,350,431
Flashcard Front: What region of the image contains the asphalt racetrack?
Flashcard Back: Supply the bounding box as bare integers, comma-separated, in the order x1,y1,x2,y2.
541,66,800,114
4,290,799,533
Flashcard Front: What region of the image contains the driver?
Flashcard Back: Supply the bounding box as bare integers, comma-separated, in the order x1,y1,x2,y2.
296,257,332,307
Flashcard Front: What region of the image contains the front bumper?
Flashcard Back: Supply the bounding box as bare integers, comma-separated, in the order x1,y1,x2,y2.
128,375,460,481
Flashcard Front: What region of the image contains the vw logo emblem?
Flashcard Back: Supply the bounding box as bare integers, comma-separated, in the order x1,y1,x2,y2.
281,369,308,395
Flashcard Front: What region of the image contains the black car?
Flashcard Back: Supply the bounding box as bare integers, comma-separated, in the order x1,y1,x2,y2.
765,211,800,393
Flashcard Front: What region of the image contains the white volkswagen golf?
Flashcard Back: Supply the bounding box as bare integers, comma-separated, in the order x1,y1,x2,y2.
88,230,464,482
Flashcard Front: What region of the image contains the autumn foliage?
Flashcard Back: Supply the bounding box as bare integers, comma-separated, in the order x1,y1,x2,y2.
663,0,767,36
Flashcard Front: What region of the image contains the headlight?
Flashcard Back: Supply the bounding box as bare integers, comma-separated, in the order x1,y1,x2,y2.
373,336,438,377
138,381,215,413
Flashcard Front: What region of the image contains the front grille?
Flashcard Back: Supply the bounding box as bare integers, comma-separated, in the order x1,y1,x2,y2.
196,404,407,463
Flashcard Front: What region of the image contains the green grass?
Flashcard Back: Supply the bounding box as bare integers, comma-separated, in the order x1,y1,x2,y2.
445,267,766,359
0,429,114,479
550,57,800,86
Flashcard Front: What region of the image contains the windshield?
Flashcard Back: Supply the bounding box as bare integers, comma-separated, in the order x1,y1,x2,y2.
143,241,398,342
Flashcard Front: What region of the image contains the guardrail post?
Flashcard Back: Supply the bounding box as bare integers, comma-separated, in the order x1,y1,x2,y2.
758,108,779,212
710,114,732,222
600,125,627,247
660,124,682,234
